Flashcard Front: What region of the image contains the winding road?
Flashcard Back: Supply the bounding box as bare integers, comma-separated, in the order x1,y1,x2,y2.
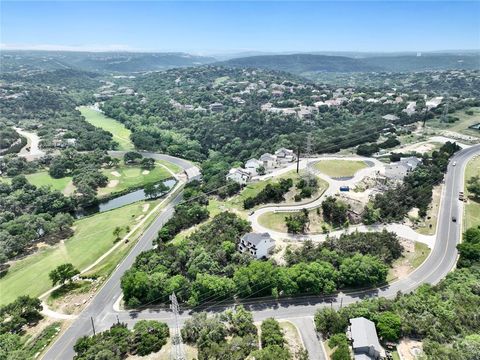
42,145,480,360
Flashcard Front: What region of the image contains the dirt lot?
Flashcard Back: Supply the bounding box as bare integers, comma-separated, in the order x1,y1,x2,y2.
397,338,423,360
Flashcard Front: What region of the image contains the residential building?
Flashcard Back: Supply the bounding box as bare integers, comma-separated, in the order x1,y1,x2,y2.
382,114,399,122
245,158,263,175
260,153,278,169
209,102,224,112
348,317,385,360
384,156,421,180
226,168,251,185
275,148,297,163
238,233,275,259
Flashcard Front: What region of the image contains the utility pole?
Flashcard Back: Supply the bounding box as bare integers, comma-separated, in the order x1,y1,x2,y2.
170,293,186,360
305,133,314,178
296,146,301,173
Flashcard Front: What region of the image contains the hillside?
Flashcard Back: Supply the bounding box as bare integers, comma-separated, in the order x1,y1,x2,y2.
221,54,379,73
220,53,480,75
0,50,216,73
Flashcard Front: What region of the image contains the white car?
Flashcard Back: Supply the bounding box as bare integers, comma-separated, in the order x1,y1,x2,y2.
452,162,457,166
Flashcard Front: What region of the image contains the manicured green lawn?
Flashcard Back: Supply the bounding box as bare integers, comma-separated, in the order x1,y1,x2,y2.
428,107,480,138
98,163,172,196
157,159,183,174
465,156,480,229
312,160,367,178
25,171,72,192
0,201,150,305
79,106,134,150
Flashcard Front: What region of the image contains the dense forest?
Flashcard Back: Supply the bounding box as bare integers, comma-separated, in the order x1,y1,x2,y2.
315,227,480,360
121,208,402,307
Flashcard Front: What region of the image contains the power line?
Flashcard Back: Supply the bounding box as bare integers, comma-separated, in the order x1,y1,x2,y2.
169,292,186,360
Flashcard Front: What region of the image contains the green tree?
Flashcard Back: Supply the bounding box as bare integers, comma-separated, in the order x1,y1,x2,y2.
131,320,169,356
467,175,480,198
48,263,80,286
260,318,285,348
339,254,388,287
144,182,168,199
314,308,347,337
376,311,402,341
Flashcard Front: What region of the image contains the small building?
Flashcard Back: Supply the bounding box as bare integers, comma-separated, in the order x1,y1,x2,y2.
209,102,224,112
259,153,278,169
238,233,275,259
245,158,263,175
226,167,251,185
275,148,297,163
382,114,399,122
348,317,385,360
384,157,421,180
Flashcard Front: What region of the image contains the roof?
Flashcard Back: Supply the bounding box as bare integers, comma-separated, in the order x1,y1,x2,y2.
260,153,276,161
354,354,374,360
241,232,272,246
350,317,382,353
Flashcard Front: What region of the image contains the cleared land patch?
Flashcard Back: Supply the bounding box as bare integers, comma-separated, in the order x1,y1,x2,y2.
312,159,367,178
258,209,330,233
79,106,134,150
428,106,480,138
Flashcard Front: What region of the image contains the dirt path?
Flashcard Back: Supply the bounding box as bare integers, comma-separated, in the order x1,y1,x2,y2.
13,127,45,160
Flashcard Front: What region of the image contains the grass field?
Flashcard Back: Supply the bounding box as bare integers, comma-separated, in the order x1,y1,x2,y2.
464,155,480,229
25,171,73,192
428,107,480,138
79,106,134,150
0,200,152,305
98,163,172,196
312,159,367,178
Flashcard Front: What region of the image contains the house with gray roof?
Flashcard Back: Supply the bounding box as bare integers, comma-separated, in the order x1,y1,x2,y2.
238,233,275,259
348,317,385,360
384,156,421,181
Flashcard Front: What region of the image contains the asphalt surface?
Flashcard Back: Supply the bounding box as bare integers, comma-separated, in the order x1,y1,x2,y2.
43,145,480,360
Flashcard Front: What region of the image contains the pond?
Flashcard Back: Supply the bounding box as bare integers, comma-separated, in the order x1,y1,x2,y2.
76,179,176,218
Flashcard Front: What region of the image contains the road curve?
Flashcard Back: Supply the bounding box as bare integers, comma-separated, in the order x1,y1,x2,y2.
42,154,199,360
42,145,479,360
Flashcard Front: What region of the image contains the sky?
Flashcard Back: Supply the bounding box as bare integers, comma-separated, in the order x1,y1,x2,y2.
1,1,479,54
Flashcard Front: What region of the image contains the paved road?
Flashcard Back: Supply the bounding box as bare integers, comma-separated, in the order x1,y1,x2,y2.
43,145,480,360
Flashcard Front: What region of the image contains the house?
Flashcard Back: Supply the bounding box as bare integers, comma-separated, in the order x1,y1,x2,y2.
348,317,385,360
384,157,421,180
260,153,278,169
226,168,251,185
245,158,263,175
382,114,399,122
209,102,224,112
238,233,275,259
275,148,296,163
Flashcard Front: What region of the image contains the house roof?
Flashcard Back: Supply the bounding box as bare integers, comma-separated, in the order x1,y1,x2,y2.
241,232,272,246
350,317,382,353
260,153,276,161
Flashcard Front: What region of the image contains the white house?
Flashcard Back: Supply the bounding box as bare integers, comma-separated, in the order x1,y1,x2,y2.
260,153,278,169
275,148,296,163
245,158,263,175
226,168,251,185
238,233,275,259
209,102,224,112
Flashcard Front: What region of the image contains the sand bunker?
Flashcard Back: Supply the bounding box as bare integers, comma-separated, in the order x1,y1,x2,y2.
111,171,121,177
143,204,150,212
107,180,119,188
142,170,150,175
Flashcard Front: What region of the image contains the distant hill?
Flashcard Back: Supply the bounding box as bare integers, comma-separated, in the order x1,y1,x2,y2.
0,51,216,73
219,53,480,74
362,53,480,72
220,54,379,73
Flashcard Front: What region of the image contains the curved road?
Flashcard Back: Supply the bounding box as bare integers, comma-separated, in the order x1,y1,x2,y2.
43,145,479,360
